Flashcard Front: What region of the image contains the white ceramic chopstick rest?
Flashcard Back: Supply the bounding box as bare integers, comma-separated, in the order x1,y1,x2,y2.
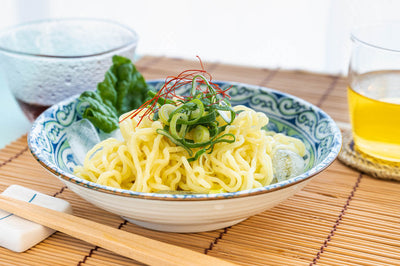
0,185,72,252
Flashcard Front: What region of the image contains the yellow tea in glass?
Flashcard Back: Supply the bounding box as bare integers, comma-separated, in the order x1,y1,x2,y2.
348,23,400,162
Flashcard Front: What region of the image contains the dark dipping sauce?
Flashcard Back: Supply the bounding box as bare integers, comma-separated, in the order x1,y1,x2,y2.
16,98,51,122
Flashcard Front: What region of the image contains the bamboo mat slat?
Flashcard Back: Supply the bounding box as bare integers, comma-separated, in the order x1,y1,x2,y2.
0,56,399,266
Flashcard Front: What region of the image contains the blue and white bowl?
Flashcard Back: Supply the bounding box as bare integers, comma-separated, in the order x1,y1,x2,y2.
28,80,342,232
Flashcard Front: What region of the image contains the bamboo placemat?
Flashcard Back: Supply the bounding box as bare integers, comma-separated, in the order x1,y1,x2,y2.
1,56,399,266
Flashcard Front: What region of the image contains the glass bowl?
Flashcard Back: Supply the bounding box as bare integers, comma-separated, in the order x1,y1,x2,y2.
0,18,138,121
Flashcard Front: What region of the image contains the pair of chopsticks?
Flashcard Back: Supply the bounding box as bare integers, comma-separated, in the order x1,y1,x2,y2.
0,195,236,266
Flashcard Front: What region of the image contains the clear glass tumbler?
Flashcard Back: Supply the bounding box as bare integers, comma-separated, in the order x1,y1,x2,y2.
348,22,400,162
0,18,138,122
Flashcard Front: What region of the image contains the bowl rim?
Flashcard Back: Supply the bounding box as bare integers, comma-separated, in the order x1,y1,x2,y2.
28,80,342,201
0,18,138,59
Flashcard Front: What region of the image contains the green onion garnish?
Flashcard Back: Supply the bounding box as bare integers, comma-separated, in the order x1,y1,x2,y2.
120,58,236,161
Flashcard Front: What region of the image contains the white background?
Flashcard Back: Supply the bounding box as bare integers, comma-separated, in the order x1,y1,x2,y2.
1,0,399,74
0,0,399,147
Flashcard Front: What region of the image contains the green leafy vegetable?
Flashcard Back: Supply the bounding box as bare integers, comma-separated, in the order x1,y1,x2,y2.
78,55,149,133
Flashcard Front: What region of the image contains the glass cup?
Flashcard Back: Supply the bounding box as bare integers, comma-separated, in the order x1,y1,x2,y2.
348,22,400,162
0,18,138,122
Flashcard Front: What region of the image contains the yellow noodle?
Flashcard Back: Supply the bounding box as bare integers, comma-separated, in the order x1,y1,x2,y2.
74,106,306,193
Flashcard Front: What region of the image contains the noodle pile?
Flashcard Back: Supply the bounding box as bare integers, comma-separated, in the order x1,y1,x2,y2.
74,106,306,193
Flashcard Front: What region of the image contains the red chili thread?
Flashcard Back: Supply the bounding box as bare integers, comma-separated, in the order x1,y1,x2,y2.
119,57,231,125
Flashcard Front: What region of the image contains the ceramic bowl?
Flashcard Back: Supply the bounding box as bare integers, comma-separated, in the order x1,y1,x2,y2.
28,80,342,232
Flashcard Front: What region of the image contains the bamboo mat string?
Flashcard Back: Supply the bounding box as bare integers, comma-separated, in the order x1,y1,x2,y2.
204,227,230,254
52,185,67,197
0,146,28,168
78,246,99,266
258,68,280,87
78,219,130,264
310,173,363,265
316,75,340,107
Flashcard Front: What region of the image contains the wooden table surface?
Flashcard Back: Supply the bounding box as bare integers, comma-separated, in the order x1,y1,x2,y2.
0,56,399,266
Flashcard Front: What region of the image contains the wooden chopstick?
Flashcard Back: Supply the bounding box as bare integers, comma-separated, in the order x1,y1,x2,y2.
0,195,237,266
